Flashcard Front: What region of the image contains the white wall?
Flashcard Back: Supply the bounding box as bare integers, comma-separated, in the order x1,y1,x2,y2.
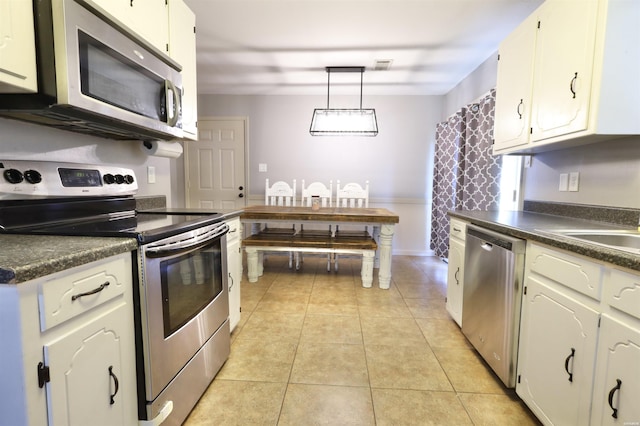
0,118,177,205
442,52,499,119
194,94,443,255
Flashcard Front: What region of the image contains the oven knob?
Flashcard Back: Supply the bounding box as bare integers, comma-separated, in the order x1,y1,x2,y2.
114,174,125,184
3,169,24,184
24,170,42,184
124,174,135,184
103,174,115,184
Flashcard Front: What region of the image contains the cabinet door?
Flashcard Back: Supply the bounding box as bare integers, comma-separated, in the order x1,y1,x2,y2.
591,315,640,425
493,13,537,152
92,0,169,54
517,276,600,426
445,237,464,327
0,0,37,93
169,0,198,140
44,303,136,426
226,218,242,331
530,0,599,142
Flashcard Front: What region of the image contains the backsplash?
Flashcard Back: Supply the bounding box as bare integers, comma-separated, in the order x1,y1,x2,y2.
523,200,640,227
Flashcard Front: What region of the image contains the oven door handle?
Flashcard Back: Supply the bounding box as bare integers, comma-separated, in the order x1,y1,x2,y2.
145,223,229,258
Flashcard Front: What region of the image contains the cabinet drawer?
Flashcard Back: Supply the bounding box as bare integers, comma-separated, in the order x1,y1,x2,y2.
226,217,241,245
527,244,603,301
449,219,467,241
606,269,640,320
38,254,131,331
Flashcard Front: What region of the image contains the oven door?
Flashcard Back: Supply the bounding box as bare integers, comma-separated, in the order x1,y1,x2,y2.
139,221,229,401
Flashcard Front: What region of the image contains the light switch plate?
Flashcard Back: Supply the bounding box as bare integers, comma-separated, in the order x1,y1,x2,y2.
559,173,569,191
569,172,580,192
147,166,156,184
258,163,267,172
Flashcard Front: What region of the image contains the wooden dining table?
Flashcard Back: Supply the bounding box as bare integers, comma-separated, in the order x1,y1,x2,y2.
239,205,400,289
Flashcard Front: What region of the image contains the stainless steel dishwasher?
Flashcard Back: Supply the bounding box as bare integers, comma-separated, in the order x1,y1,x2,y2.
462,224,526,388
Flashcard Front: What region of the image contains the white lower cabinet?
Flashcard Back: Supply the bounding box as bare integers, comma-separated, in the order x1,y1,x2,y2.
0,253,137,426
517,275,599,426
591,315,640,425
44,303,133,425
518,243,640,426
226,217,242,331
445,218,466,326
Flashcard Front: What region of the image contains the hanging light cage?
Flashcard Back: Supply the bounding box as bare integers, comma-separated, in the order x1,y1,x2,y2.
310,66,378,136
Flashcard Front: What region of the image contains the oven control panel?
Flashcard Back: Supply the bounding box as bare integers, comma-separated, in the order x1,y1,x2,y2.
0,160,138,199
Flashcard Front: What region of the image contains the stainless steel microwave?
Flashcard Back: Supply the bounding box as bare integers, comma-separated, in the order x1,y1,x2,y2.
0,0,183,141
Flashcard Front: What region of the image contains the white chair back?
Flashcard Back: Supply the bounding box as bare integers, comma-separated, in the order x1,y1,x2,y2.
336,180,369,208
265,179,296,206
301,180,333,207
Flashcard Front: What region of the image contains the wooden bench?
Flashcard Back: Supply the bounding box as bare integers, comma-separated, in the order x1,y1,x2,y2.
242,232,378,287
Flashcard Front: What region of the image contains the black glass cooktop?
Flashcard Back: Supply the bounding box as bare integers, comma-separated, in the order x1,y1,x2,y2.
0,197,223,244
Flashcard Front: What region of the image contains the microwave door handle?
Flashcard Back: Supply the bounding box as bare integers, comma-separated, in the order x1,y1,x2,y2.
145,224,229,258
164,80,181,127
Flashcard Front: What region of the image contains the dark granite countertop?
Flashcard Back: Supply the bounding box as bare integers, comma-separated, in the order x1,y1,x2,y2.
0,235,137,285
448,209,640,272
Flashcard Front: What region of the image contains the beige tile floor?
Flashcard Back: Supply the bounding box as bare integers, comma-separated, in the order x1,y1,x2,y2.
184,255,541,425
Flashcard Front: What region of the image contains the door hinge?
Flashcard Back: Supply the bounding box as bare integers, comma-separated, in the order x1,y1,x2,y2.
37,362,50,388
523,286,527,295
530,127,533,134
517,374,521,384
497,53,500,61
537,20,541,29
598,316,601,327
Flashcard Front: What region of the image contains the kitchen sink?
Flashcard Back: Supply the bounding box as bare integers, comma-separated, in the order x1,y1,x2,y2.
541,229,640,254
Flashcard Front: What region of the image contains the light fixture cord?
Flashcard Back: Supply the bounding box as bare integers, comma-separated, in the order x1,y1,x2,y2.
326,69,331,109
360,69,363,109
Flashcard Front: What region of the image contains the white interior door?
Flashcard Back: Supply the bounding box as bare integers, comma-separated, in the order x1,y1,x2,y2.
185,118,246,210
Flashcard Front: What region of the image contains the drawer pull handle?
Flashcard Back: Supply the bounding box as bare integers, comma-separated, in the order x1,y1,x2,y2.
108,366,119,405
608,378,622,419
564,347,575,382
71,281,110,301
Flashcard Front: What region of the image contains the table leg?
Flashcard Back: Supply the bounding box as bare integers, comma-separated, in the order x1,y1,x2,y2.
378,224,394,289
372,225,381,268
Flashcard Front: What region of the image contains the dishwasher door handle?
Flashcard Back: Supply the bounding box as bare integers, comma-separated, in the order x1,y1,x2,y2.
481,242,494,251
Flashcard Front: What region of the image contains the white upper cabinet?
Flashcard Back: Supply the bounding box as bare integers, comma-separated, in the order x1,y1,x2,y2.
494,0,640,155
91,0,170,54
493,13,537,151
169,0,198,140
0,0,37,93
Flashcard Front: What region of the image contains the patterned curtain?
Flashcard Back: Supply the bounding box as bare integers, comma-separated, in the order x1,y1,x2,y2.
430,89,501,259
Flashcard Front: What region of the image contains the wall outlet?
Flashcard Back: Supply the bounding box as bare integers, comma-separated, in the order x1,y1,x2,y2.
569,172,580,192
147,166,156,184
559,173,569,191
258,163,267,172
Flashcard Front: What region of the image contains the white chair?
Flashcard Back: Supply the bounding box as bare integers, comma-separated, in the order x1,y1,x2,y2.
298,180,333,271
334,180,372,271
265,178,296,207
301,179,333,208
335,180,369,208
261,178,296,268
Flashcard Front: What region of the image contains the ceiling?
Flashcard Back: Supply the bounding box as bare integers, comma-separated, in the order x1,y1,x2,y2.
183,0,542,96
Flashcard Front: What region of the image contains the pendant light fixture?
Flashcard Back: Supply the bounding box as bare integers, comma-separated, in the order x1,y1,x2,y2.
309,66,378,136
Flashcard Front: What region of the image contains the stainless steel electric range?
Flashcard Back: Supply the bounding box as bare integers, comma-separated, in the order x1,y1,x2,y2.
0,160,231,426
